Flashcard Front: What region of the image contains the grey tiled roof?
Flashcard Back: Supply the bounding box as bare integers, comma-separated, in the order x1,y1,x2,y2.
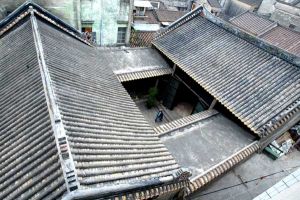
0,20,67,200
153,13,300,137
230,11,275,36
37,18,179,188
0,3,182,199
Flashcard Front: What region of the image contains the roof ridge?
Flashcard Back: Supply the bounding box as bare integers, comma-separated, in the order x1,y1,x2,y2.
154,6,204,40
29,7,80,194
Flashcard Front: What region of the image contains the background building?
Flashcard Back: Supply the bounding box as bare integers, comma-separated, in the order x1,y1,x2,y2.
258,0,300,32
0,0,133,46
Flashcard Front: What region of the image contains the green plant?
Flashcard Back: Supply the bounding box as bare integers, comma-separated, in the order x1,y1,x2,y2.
146,87,158,109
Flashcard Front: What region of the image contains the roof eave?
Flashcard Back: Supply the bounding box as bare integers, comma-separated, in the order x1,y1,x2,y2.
63,176,189,200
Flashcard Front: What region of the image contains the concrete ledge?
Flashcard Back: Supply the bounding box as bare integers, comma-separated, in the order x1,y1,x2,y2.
187,141,260,195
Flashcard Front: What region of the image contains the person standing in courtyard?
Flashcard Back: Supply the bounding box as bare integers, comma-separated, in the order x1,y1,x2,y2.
155,109,164,123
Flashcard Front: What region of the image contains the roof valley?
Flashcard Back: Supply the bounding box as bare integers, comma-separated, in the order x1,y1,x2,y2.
29,7,80,194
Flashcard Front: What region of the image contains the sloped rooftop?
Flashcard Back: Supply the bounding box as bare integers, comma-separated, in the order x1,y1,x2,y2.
230,11,275,36
0,2,184,200
153,8,300,139
155,10,188,22
261,26,300,57
0,17,67,200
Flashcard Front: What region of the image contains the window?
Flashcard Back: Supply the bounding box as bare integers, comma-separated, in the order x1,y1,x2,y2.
82,26,96,43
136,7,146,16
82,27,92,33
117,27,127,44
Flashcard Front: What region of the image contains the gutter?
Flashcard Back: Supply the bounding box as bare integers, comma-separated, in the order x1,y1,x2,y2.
63,176,189,200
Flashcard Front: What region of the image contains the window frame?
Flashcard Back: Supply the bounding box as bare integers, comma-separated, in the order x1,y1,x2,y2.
117,27,127,44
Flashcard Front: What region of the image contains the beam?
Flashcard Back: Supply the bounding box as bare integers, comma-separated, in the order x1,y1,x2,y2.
174,74,209,107
209,99,217,110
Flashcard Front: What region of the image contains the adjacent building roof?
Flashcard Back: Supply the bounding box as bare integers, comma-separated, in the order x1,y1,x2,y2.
153,8,300,138
155,10,188,22
230,11,300,56
230,11,276,36
0,2,185,200
260,26,300,56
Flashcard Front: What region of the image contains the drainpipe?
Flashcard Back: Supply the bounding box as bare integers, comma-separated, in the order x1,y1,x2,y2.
209,99,217,110
76,0,81,31
125,0,134,46
99,0,103,46
188,0,195,11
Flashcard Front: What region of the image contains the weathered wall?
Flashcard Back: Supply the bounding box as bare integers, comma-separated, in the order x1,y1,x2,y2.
0,0,132,46
257,0,276,15
258,1,300,31
225,0,252,17
0,0,78,28
159,0,190,9
271,2,300,31
80,0,131,45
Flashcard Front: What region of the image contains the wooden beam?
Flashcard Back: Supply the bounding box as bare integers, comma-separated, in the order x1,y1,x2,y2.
209,99,217,110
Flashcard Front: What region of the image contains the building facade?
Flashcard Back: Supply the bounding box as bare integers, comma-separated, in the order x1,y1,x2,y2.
0,0,133,46
258,0,300,32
